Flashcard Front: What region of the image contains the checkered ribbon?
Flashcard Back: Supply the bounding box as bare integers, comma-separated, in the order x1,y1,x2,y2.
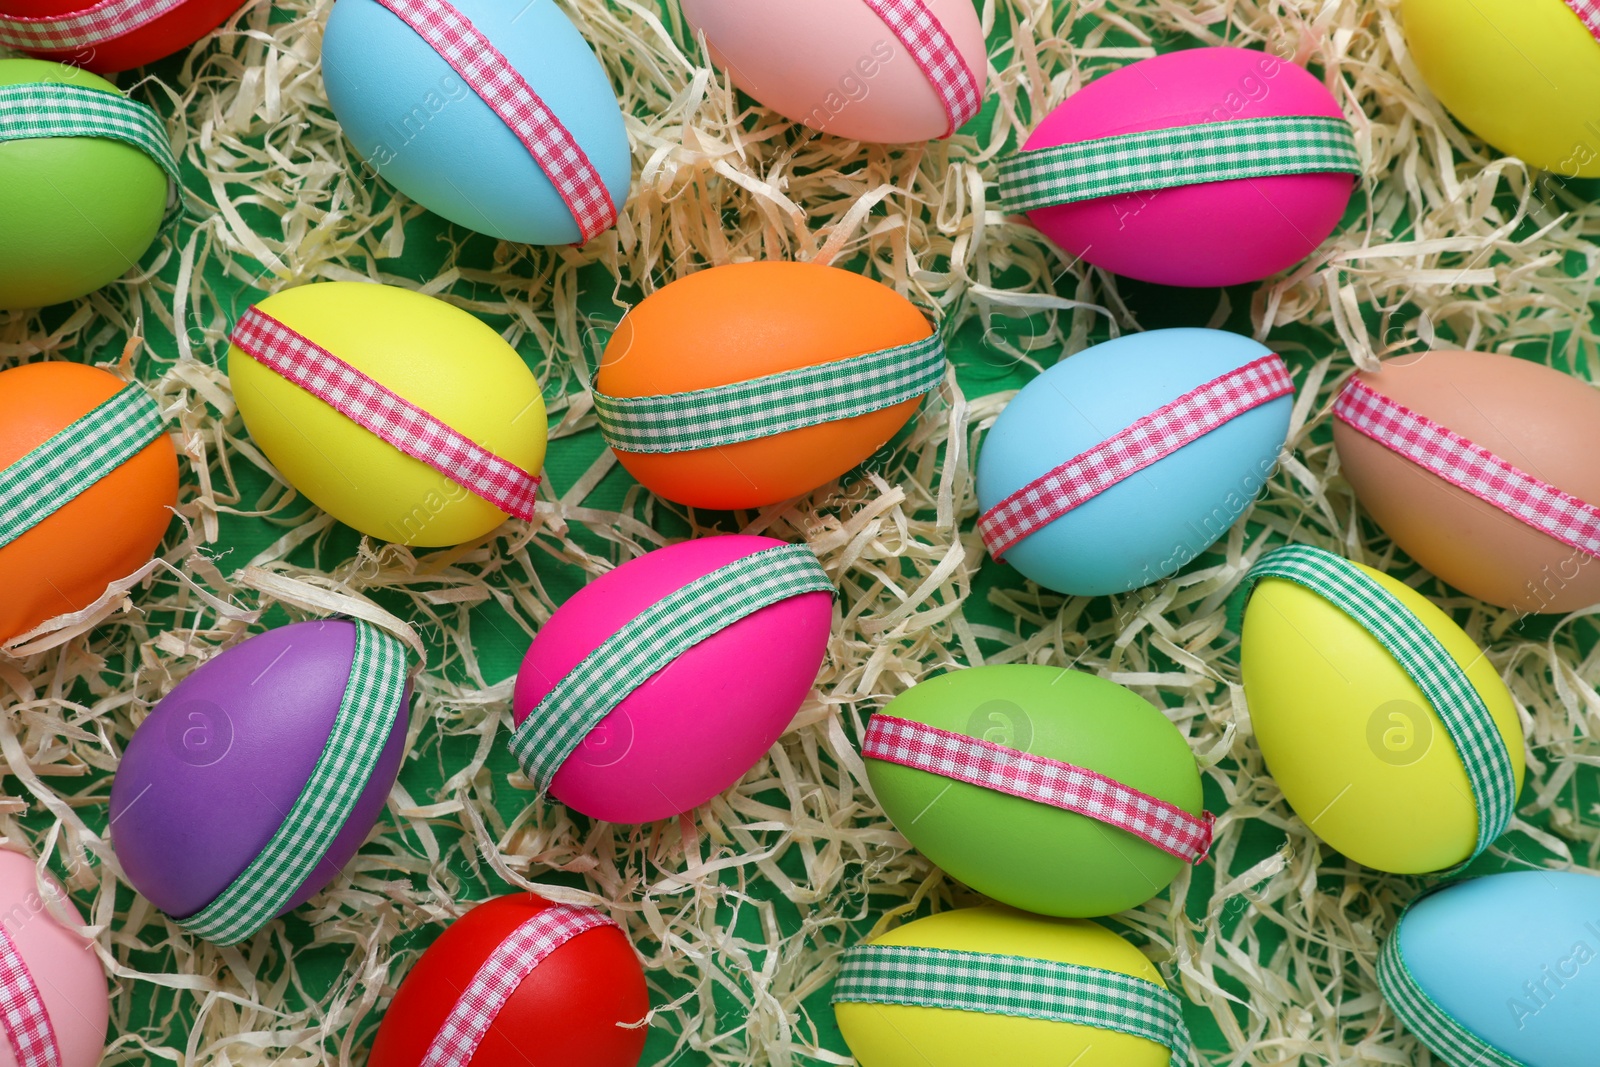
863,714,1213,863
0,383,166,552
1336,376,1600,561
1233,544,1516,862
510,543,833,795
0,926,61,1067
858,0,981,137
421,903,617,1067
172,620,408,944
230,307,541,521
1564,0,1600,42
1378,906,1525,1067
369,0,617,242
833,943,1197,1067
979,354,1294,560
996,114,1361,214
0,0,181,50
593,331,947,454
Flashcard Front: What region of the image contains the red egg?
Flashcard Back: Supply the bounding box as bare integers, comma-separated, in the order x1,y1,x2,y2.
0,0,246,73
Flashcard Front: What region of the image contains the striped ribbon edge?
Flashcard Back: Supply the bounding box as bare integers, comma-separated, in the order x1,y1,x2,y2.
593,331,947,455
172,620,408,944
1335,376,1600,561
1563,0,1600,43
833,943,1197,1067
864,714,1213,864
858,0,981,137
509,543,834,795
979,354,1294,560
996,114,1360,214
0,382,167,552
369,0,617,242
229,307,541,522
1377,910,1525,1067
0,925,62,1067
0,0,181,50
420,904,617,1067
1232,544,1516,862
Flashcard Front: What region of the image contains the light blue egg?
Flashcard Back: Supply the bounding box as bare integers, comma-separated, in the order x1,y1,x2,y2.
1394,870,1600,1066
975,328,1293,597
321,0,631,245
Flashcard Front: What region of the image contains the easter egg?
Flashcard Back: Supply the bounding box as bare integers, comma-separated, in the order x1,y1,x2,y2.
369,894,647,1067
1379,870,1600,1067
976,328,1293,597
833,904,1193,1067
226,281,547,547
510,535,833,824
1403,0,1600,177
996,46,1360,287
0,59,174,311
863,665,1209,917
0,362,176,647
594,261,946,510
0,0,244,73
1238,544,1526,874
322,0,630,245
0,850,109,1067
678,0,987,143
1332,350,1600,614
109,619,412,944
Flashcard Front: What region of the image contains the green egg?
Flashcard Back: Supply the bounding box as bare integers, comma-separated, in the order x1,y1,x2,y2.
865,664,1205,917
0,59,169,311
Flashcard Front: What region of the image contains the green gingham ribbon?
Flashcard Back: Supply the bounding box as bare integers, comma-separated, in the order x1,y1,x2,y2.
1377,906,1525,1067
1232,544,1516,863
592,332,947,454
833,943,1197,1067
0,383,166,552
172,620,408,945
996,114,1361,214
510,543,833,793
0,82,182,225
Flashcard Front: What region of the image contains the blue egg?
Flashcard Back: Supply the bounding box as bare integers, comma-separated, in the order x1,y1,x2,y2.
321,0,631,245
1390,870,1600,1066
975,328,1293,596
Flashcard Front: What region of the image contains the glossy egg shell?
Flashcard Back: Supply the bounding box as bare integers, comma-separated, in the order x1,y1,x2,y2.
597,261,935,510
0,850,108,1067
1333,350,1600,613
678,0,987,143
322,0,631,245
1021,47,1355,287
227,281,547,547
0,361,177,646
1241,561,1525,873
109,620,411,920
0,59,168,311
368,894,647,1067
835,905,1173,1067
865,665,1204,917
0,0,245,72
976,328,1292,596
513,535,832,823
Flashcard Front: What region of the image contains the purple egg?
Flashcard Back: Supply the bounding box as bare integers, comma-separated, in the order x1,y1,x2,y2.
110,619,409,921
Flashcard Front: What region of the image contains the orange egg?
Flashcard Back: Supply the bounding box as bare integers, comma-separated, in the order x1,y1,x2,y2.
0,362,178,644
595,261,942,510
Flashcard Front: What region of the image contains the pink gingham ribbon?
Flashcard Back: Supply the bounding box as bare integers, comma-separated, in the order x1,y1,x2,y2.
865,714,1213,863
0,0,179,51
370,0,618,242
0,925,61,1067
979,354,1294,560
1563,0,1600,41
1335,376,1600,560
420,903,617,1067
859,0,981,137
229,307,541,521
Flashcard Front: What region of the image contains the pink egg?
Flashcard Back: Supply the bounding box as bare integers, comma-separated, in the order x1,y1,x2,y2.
512,535,833,823
0,850,108,1067
679,0,987,143
1019,46,1357,287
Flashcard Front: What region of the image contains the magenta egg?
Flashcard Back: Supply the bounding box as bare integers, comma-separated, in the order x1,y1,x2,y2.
0,850,108,1067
